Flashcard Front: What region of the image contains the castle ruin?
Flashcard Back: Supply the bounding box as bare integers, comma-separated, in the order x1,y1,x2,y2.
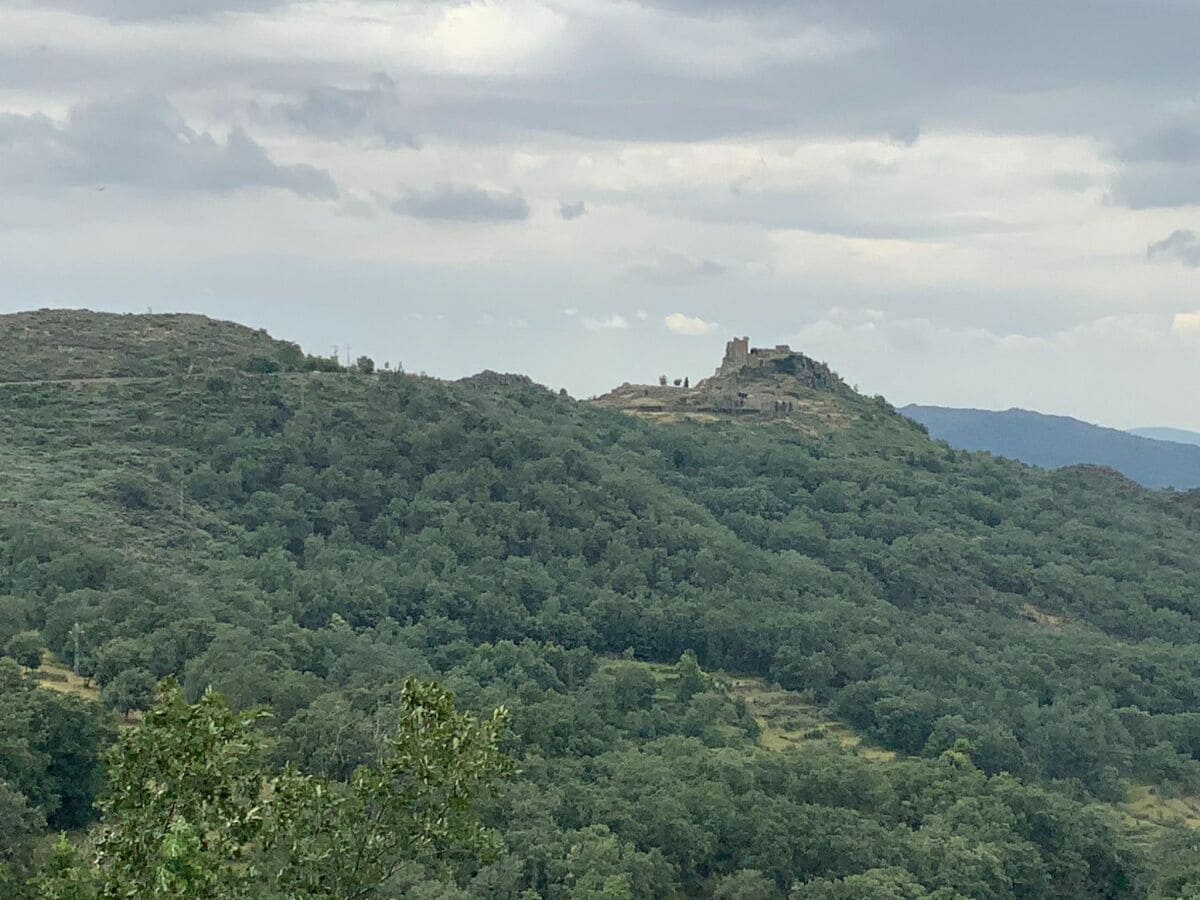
715,336,802,378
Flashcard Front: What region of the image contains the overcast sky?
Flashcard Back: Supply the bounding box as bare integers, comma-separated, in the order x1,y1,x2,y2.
2,0,1199,428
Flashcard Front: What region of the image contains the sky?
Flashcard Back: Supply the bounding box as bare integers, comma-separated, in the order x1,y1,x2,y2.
2,0,1199,428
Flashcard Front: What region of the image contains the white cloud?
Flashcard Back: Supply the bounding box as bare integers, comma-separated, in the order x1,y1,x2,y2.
787,311,1199,428
583,313,629,331
1171,311,1200,338
664,312,717,335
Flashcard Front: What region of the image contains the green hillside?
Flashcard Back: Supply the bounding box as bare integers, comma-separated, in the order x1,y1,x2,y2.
6,315,1200,896
0,308,337,383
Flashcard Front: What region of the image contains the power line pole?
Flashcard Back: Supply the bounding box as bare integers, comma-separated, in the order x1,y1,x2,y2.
70,622,82,676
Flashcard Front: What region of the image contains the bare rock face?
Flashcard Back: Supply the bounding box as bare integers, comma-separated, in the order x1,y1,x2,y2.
592,336,855,432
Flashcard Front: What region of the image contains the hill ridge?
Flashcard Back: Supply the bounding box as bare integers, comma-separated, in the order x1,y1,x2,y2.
0,308,338,382
904,403,1200,489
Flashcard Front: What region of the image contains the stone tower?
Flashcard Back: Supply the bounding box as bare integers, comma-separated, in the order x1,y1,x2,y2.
718,336,751,375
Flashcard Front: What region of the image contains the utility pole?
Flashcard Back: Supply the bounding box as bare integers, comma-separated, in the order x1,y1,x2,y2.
70,622,82,676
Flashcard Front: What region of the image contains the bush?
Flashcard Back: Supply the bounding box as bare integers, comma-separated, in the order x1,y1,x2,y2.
112,475,154,510
244,355,282,374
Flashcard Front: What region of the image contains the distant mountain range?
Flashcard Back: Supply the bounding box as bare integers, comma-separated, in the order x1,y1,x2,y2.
1129,426,1200,447
902,405,1200,490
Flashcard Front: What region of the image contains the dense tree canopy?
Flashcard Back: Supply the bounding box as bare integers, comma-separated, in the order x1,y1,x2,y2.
5,343,1200,895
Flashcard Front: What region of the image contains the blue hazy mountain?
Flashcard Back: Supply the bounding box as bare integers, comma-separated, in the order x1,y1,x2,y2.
1129,427,1200,447
902,405,1200,490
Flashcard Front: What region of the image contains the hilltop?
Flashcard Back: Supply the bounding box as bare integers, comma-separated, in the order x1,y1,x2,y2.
0,308,335,383
904,404,1200,489
594,336,903,435
6,312,1200,896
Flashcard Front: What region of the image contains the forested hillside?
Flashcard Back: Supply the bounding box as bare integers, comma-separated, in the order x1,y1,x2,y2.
6,313,1200,896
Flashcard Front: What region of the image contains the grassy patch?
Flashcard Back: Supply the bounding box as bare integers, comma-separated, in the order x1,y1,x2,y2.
31,657,101,703
1121,785,1200,830
599,658,898,762
726,676,897,761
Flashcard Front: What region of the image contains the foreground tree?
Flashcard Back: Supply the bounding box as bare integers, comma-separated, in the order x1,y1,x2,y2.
267,679,512,898
40,678,509,899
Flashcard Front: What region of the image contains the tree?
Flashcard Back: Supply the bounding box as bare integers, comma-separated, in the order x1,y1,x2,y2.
356,356,376,375
658,375,668,386
66,678,509,899
0,596,31,649
31,836,97,900
100,668,157,716
3,631,42,669
674,650,709,704
714,869,778,900
267,679,512,898
0,780,44,895
92,680,269,898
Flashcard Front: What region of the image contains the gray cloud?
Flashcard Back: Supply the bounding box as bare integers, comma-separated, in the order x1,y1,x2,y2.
0,95,337,198
391,183,530,223
626,252,726,285
558,200,587,220
1112,117,1200,208
276,74,418,148
1122,123,1200,164
1111,164,1200,209
24,0,283,20
4,0,1199,151
1147,229,1200,268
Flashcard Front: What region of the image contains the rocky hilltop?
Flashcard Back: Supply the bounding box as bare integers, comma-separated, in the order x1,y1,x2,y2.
593,336,862,432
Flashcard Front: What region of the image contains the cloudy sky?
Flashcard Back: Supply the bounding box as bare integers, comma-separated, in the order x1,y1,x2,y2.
2,0,1199,427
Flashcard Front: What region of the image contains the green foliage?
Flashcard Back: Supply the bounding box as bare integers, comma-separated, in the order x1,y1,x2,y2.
93,680,268,898
62,678,508,899
32,836,99,900
267,679,510,898
0,661,113,829
4,630,43,668
10,316,1200,894
0,780,45,894
100,667,157,715
111,475,155,511
674,650,709,704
